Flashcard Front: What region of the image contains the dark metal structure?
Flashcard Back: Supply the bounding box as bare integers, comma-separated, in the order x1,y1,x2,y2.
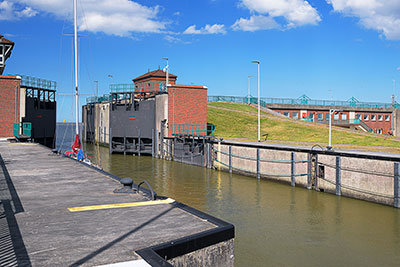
109,91,158,154
20,75,57,148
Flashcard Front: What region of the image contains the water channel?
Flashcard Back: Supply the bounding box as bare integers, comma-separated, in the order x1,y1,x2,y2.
82,143,400,267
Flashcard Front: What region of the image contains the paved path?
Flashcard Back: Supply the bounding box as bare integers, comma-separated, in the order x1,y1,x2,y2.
0,141,215,266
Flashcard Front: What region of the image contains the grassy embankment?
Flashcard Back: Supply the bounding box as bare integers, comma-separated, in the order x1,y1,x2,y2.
207,102,400,153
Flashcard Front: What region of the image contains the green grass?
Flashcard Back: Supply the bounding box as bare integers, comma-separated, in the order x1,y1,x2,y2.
207,103,400,148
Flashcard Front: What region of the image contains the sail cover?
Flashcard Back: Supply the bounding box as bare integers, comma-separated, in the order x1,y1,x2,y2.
72,134,81,153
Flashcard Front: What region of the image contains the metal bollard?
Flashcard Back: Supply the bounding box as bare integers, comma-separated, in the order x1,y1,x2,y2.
307,153,312,189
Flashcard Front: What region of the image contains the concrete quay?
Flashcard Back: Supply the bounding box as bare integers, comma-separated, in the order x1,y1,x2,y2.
0,141,234,266
213,139,400,208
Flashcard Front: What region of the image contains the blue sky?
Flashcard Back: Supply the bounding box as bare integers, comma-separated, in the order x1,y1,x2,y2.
1,0,400,122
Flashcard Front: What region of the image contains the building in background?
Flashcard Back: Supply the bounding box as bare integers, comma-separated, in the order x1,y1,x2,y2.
208,95,400,136
82,68,209,155
0,34,57,148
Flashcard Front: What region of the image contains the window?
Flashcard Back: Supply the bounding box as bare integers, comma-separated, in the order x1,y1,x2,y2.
385,115,390,121
325,113,330,120
363,114,369,121
341,113,347,120
292,112,299,119
284,112,289,117
371,114,376,121
356,114,361,120
318,113,323,120
378,115,383,121
377,129,382,134
310,112,314,119
334,113,339,120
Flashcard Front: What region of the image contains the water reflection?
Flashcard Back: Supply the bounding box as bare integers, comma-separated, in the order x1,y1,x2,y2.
86,144,400,267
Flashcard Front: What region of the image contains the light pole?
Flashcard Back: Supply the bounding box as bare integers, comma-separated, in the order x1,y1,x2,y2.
162,57,169,89
107,74,113,94
251,60,260,142
247,75,252,104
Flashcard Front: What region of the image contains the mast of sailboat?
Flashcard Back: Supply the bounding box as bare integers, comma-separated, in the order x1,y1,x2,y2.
73,0,79,136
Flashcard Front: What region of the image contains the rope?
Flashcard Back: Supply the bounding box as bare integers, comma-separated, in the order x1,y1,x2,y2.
212,148,309,164
319,177,393,199
319,161,393,178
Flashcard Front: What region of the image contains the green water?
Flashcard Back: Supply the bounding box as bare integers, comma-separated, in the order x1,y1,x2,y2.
86,144,400,266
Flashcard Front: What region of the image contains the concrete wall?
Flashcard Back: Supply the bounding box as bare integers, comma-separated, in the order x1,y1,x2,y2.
0,75,20,137
218,144,308,186
214,143,398,207
168,239,234,267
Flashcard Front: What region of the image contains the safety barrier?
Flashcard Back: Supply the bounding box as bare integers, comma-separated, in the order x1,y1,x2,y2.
208,95,398,109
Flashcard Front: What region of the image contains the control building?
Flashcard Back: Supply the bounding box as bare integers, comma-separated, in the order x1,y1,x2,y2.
82,69,209,155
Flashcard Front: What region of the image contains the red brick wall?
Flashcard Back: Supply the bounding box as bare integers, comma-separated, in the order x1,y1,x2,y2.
0,76,20,137
168,86,207,136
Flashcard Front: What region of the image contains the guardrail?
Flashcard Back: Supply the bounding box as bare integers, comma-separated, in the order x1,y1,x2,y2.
211,140,400,208
208,95,398,109
19,75,57,90
171,124,209,137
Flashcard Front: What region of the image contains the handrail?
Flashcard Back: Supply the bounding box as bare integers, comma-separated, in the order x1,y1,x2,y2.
208,95,398,109
137,180,157,200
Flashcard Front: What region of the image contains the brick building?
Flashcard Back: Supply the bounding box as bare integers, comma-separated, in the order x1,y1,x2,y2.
0,75,21,137
82,69,208,154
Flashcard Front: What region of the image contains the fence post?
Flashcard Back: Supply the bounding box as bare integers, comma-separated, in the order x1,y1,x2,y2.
229,145,232,173
256,148,260,180
307,153,312,189
152,129,154,157
394,162,400,208
336,156,341,196
291,152,295,187
314,154,319,191
218,141,221,171
109,127,112,154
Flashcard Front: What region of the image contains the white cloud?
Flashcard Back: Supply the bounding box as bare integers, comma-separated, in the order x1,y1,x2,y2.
327,0,400,40
0,0,166,36
234,0,321,31
0,0,37,20
232,15,280,31
183,24,226,35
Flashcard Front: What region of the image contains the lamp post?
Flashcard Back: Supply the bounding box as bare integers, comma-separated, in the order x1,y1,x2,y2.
107,74,113,94
162,57,169,89
251,60,260,142
247,75,252,104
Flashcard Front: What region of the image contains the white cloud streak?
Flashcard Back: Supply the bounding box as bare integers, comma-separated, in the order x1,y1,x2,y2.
0,0,166,36
233,0,321,31
327,0,400,40
183,24,226,35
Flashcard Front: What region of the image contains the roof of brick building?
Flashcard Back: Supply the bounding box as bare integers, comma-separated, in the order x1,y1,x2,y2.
0,35,14,45
133,69,177,82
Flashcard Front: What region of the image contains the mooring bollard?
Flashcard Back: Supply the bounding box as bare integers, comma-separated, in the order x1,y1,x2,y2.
291,152,295,187
229,145,232,173
336,156,341,196
394,162,400,208
256,148,260,180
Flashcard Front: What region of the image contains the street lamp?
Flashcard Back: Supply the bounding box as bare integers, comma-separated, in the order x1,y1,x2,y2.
251,60,260,142
247,75,253,104
162,57,169,89
328,109,341,150
107,74,113,94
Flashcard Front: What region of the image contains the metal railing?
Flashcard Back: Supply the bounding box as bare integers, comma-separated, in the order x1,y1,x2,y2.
110,82,166,93
12,122,32,138
208,95,399,109
171,124,212,137
19,75,56,90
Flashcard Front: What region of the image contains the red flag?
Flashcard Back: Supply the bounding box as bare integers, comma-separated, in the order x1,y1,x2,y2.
72,134,81,153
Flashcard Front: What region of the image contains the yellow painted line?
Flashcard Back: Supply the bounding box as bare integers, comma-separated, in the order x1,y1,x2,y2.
68,198,175,212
